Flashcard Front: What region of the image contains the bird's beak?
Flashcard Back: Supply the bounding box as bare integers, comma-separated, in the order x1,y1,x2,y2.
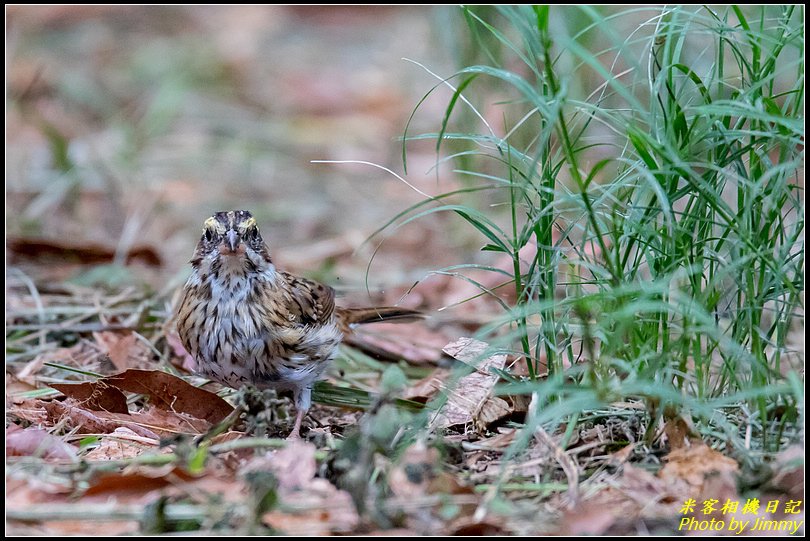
226,229,239,252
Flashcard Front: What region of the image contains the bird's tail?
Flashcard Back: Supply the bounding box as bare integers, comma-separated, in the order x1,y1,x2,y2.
336,307,424,331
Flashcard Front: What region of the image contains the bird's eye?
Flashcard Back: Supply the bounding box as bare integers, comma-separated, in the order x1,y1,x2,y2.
204,229,214,242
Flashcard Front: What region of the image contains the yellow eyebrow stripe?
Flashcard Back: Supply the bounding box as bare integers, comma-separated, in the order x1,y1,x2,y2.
203,216,227,234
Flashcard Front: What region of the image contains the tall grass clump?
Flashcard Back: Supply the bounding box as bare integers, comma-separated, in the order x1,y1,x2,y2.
391,5,803,454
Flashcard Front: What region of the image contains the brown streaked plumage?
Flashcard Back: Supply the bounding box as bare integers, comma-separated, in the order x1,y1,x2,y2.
176,210,422,438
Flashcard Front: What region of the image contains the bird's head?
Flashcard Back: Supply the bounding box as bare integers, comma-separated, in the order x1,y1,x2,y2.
190,210,273,273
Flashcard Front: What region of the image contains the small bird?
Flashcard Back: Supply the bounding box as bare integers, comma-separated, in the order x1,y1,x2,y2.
176,210,422,438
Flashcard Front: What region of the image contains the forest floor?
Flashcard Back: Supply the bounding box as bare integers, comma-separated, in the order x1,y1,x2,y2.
6,6,804,536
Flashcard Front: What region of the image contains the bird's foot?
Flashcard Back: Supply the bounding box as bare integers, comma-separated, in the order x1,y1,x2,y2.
287,408,306,440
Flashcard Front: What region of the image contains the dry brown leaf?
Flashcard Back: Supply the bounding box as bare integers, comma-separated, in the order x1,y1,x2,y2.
659,444,746,536
261,496,358,537
698,463,739,512
658,441,739,492
47,369,231,435
81,462,245,507
429,338,508,431
102,369,233,424
124,406,213,436
4,477,109,535
247,441,359,535
43,399,161,439
93,331,147,371
83,466,198,498
554,462,685,535
50,381,129,414
7,237,162,267
623,462,687,504
662,413,693,450
7,397,49,425
42,387,215,437
475,396,512,430
441,337,502,368
6,425,78,460
607,442,636,466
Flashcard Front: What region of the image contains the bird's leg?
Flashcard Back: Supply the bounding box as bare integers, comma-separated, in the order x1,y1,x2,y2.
288,385,313,440
288,408,305,440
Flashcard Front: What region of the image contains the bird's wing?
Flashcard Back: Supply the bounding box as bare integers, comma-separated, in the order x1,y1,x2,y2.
279,271,336,326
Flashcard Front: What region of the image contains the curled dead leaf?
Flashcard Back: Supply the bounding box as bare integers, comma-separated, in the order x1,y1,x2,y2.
102,369,233,424
49,381,129,414
6,425,78,460
46,369,233,436
43,399,217,437
43,399,161,439
474,396,512,432
429,338,508,432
